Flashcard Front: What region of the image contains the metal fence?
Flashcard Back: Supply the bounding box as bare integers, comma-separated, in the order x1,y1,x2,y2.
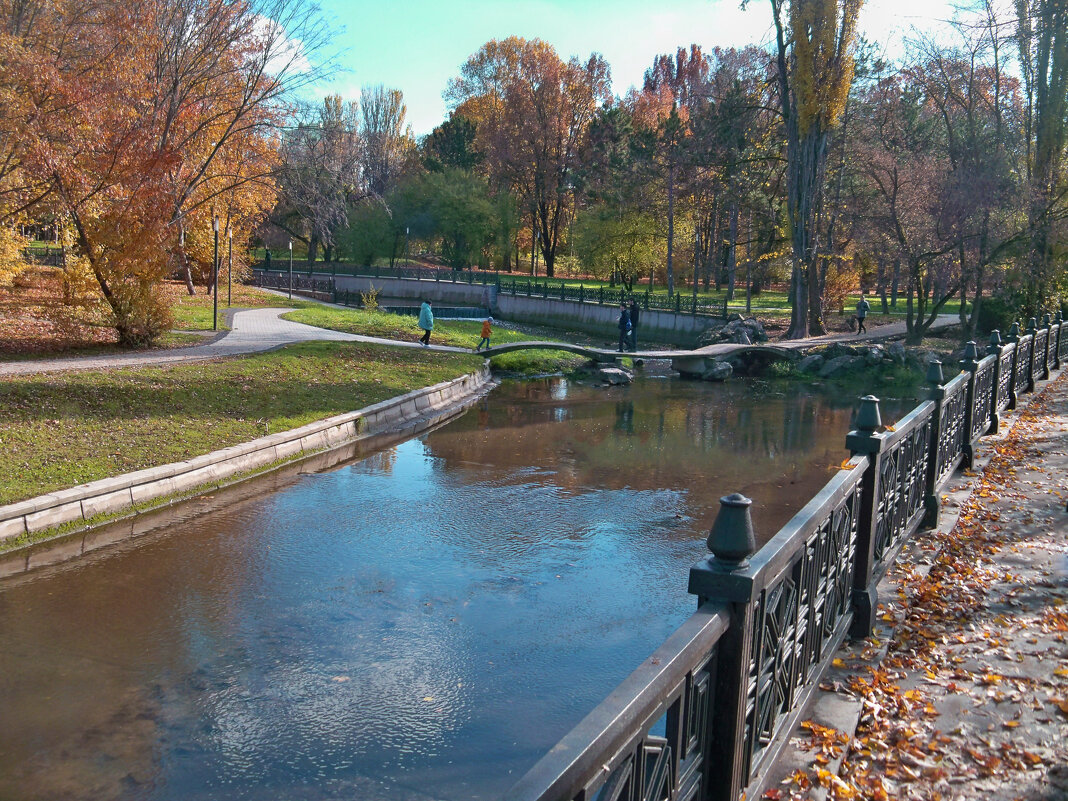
252,265,728,319
504,314,1064,801
22,246,64,267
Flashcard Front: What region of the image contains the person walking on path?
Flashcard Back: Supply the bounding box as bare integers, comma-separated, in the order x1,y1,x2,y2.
476,317,493,351
628,299,640,351
617,304,632,353
418,301,434,346
263,249,272,271
856,292,870,334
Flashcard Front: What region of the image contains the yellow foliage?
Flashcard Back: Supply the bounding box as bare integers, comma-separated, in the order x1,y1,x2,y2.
790,0,862,135
0,226,29,287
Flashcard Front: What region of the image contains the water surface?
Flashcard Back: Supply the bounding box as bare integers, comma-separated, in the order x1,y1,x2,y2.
0,374,878,801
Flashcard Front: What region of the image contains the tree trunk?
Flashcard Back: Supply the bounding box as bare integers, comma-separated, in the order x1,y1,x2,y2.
666,161,676,297
177,220,195,295
726,202,738,302
891,258,900,307
307,232,319,268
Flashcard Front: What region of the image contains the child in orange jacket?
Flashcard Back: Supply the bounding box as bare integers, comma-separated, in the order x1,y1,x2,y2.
476,317,492,351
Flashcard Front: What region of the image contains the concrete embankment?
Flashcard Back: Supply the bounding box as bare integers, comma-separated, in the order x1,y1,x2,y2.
0,365,493,573
321,273,714,346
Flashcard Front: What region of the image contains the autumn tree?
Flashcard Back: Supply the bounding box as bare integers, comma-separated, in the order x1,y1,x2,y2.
274,96,362,266
1015,0,1068,308
6,0,328,345
770,0,864,338
447,37,612,277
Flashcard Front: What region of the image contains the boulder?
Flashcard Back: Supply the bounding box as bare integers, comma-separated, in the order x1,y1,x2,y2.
596,367,633,385
701,361,733,381
798,354,825,374
697,315,769,346
865,345,885,365
887,341,907,363
819,354,860,377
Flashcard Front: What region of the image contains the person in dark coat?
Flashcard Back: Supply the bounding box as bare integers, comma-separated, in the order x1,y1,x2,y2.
263,249,272,270
628,299,640,351
617,304,632,353
856,292,871,334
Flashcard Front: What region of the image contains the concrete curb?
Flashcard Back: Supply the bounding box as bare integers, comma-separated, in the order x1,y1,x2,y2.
0,364,492,549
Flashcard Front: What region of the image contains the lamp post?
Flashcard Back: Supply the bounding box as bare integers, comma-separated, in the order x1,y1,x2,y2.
404,226,410,264
288,240,293,299
227,227,232,307
212,213,219,331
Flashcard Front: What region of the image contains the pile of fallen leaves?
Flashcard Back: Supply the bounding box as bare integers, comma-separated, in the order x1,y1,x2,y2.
774,383,1068,800
0,266,115,355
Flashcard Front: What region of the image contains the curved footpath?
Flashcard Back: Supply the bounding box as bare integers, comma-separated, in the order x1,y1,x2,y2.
0,303,959,376
771,372,1068,800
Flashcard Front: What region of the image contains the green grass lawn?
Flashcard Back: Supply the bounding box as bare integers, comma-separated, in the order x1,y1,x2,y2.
167,282,317,332
0,342,483,506
282,305,587,374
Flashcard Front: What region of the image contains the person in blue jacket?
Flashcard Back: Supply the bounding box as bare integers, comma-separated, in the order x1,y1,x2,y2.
418,301,434,346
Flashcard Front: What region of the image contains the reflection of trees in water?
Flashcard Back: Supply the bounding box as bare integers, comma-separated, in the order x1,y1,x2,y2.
421,381,854,504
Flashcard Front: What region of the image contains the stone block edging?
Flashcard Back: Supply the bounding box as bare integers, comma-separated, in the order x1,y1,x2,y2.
0,364,492,546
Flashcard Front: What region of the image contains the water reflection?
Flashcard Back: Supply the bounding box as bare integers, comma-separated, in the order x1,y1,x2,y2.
0,374,883,801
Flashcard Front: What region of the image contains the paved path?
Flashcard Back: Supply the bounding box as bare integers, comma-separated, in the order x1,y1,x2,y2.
0,301,960,377
0,308,468,376
772,372,1068,800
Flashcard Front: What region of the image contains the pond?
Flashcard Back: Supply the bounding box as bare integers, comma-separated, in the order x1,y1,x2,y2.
0,373,895,801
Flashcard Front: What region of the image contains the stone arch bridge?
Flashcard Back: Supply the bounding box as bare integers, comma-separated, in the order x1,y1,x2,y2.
478,341,799,375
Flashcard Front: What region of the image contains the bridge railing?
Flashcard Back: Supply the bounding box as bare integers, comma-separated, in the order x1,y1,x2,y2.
251,266,728,319
504,314,1064,801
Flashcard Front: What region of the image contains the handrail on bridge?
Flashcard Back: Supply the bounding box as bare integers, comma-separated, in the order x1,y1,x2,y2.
505,313,1066,801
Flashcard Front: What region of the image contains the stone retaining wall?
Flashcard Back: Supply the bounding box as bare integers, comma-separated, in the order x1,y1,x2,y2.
324,274,712,346
0,365,492,550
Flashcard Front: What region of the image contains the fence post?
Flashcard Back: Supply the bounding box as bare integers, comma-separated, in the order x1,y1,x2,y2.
599,285,604,305
988,331,1003,434
579,285,584,304
645,288,651,310
922,360,946,530
1006,321,1020,410
846,395,884,639
692,295,698,315
961,342,981,469
1026,317,1038,393
1041,313,1052,380
688,494,758,801
675,292,681,313
1050,311,1059,371
561,281,566,301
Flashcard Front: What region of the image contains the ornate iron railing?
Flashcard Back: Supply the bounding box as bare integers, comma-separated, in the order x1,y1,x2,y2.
933,372,969,487
866,401,934,568
1014,334,1034,398
995,343,1015,414
506,316,1062,801
255,271,334,296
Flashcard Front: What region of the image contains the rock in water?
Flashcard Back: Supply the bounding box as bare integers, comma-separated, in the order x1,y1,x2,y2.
701,361,733,381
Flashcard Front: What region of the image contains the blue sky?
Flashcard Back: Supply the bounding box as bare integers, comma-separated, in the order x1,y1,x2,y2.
310,0,958,136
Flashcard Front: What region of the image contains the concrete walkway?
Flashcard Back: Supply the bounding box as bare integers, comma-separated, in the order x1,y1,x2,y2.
772,371,1068,800
0,308,468,376
0,300,960,378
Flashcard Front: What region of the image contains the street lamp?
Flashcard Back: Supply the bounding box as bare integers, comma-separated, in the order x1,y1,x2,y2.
288,240,293,299
212,213,219,331
404,226,410,264
227,227,233,307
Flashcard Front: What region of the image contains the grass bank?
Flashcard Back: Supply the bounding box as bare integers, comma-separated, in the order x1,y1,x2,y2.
0,341,482,506
282,305,587,374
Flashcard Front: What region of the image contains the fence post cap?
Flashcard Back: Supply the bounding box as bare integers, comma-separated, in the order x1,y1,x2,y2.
706,493,756,569
926,359,945,386
1008,321,1020,338
1027,317,1037,333
963,340,979,360
1057,311,1064,323
988,330,1002,355
856,395,882,431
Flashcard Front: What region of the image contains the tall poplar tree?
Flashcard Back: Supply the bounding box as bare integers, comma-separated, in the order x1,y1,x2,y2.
770,0,863,338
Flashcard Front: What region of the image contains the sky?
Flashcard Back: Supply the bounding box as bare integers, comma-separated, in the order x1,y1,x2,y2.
308,0,962,137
